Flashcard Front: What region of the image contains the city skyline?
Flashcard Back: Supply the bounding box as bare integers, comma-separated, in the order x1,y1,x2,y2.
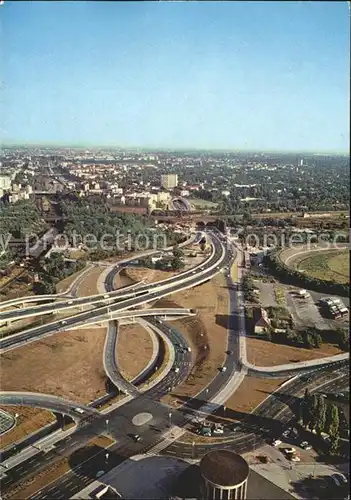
2,1,350,152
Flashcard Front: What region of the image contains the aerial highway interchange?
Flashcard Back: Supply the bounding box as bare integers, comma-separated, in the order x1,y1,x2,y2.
0,229,348,499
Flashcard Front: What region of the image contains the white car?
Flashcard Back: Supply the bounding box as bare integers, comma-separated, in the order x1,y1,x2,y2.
220,366,227,372
61,320,67,325
173,367,180,373
74,407,85,414
213,427,224,435
283,447,296,454
272,439,282,447
290,455,301,462
300,441,312,450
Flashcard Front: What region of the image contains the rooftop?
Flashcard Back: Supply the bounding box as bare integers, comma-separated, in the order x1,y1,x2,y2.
200,450,250,487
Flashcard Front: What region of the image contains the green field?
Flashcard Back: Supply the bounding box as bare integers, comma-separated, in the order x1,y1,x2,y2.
297,250,349,284
188,198,218,209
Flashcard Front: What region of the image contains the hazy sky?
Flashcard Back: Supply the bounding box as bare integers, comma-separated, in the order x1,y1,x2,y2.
2,1,350,152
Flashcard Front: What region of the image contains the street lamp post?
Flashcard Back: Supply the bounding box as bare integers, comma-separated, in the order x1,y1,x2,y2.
192,440,196,460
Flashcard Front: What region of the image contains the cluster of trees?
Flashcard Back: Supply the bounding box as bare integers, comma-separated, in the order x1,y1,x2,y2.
139,244,185,272
0,199,47,239
299,389,342,455
62,199,148,243
335,327,349,352
33,252,86,295
265,251,348,297
242,275,259,303
182,156,349,215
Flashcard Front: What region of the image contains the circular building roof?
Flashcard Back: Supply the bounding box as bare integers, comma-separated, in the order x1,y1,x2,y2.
200,450,249,487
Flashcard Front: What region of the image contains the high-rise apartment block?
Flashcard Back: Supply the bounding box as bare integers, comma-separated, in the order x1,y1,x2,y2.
161,174,178,190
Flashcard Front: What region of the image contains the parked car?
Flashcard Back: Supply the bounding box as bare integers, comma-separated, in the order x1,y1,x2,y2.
290,455,301,462
272,439,282,447
300,441,312,450
200,427,212,437
132,434,141,442
283,447,296,454
213,427,224,435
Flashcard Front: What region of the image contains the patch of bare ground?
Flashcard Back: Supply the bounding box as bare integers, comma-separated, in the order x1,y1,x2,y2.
76,267,104,297
159,273,228,406
55,266,88,293
0,271,33,302
121,267,177,284
0,328,108,404
113,270,134,289
247,337,342,367
225,376,288,414
0,406,56,450
116,323,154,381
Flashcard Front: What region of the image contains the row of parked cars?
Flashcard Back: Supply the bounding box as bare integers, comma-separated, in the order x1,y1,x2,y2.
271,427,313,462
194,421,225,437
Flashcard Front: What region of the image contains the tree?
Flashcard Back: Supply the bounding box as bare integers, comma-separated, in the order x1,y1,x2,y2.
315,396,327,435
172,244,184,259
325,403,339,437
309,394,319,431
329,433,340,455
170,256,185,271
302,388,311,427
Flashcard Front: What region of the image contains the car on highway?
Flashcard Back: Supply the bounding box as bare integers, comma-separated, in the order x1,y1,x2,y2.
220,366,227,372
226,350,233,355
131,434,141,442
74,407,85,414
68,300,73,305
103,294,110,299
173,367,180,373
96,470,105,478
61,320,67,325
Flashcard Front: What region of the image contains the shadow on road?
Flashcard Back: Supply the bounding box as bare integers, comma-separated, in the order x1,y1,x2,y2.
68,444,125,481
175,394,285,437
258,389,300,414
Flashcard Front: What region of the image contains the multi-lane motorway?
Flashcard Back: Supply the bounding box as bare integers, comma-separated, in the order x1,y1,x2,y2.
0,229,349,499
0,232,226,352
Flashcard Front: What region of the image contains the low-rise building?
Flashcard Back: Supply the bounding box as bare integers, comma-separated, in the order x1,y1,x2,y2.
253,307,271,334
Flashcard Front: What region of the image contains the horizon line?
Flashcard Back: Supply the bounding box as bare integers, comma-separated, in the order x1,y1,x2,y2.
1,142,349,155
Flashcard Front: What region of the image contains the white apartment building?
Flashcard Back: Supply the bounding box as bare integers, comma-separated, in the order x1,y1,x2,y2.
161,174,178,190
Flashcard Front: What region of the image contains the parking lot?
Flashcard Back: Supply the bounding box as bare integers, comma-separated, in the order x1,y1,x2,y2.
286,291,330,330
245,424,349,499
